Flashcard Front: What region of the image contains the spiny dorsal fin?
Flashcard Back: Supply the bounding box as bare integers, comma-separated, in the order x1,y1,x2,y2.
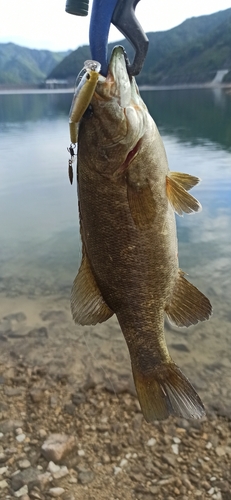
165,270,212,327
71,247,113,325
166,174,202,216
169,172,201,191
127,177,156,229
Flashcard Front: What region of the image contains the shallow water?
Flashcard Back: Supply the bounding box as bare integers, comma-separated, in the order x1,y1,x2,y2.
0,89,231,410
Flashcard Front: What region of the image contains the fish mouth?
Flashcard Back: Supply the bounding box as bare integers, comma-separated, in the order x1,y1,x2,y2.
96,46,132,107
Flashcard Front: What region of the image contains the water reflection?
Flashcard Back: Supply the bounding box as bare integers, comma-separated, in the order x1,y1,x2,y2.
0,93,72,124
142,88,231,150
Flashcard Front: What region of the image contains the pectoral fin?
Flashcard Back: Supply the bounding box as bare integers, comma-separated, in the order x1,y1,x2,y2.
127,177,156,229
169,172,200,191
165,270,212,327
71,248,113,325
166,173,201,216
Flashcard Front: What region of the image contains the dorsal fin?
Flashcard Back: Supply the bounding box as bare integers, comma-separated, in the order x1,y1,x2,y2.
166,173,201,216
71,247,113,325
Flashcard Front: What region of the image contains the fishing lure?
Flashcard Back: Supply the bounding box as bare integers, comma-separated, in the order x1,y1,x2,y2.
67,143,77,185
69,60,101,144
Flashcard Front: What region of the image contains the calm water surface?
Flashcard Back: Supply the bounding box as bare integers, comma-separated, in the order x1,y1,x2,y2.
0,89,231,401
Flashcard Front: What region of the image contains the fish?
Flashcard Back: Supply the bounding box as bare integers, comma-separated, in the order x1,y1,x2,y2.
69,60,101,144
71,46,212,422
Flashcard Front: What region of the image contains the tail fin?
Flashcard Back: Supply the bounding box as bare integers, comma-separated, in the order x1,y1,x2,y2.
132,362,205,422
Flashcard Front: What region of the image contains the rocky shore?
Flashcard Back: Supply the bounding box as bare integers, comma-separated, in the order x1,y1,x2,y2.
0,296,231,500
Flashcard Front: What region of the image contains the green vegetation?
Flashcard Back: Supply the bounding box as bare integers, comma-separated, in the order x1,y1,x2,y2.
0,43,70,85
49,7,231,86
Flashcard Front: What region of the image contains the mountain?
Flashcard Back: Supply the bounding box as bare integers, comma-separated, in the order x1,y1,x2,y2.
148,15,231,84
0,43,71,85
49,7,231,85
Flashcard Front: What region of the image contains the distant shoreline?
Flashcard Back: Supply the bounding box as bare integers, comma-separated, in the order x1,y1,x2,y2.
0,82,231,95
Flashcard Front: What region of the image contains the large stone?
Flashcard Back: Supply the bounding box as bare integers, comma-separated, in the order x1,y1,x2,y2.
0,419,24,434
40,310,67,322
41,434,76,463
3,312,27,322
11,468,39,492
28,327,48,338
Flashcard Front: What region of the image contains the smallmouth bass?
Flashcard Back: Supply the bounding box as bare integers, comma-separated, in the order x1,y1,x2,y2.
71,46,212,422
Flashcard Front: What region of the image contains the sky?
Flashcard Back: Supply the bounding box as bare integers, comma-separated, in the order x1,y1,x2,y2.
0,0,231,52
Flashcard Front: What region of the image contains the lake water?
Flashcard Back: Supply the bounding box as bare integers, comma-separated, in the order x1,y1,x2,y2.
0,88,231,412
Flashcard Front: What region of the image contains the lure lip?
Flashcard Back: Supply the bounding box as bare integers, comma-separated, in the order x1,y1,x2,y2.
84,60,101,73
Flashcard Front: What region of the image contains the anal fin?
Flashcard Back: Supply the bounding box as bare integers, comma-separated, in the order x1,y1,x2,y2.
71,248,113,325
165,270,212,327
127,177,156,229
166,173,201,216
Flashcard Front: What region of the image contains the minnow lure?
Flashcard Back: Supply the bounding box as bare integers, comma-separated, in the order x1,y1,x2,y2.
69,60,101,144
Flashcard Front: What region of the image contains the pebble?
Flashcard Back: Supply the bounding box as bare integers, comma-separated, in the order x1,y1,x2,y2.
77,449,85,456
0,433,3,439
0,453,7,463
30,389,44,403
18,460,31,469
114,466,122,475
37,471,52,489
68,477,77,484
78,469,95,485
173,437,181,444
16,434,26,443
0,479,8,489
119,458,128,468
171,444,179,455
206,441,213,450
162,453,176,467
0,466,8,475
14,485,28,498
48,461,60,474
147,438,156,447
215,446,226,457
38,429,47,438
53,466,69,480
49,487,65,497
41,434,76,463
208,488,215,495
